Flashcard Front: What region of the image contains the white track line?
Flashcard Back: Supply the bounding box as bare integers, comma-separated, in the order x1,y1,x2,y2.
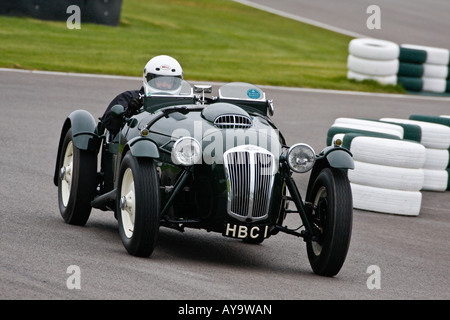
0,67,141,81
231,0,366,38
2,68,450,101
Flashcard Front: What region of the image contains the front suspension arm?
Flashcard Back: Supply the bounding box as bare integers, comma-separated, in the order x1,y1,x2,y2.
284,175,315,240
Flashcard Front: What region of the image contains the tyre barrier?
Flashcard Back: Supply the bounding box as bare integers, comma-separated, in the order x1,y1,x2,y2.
349,161,424,191
347,55,399,76
401,44,450,65
345,135,426,169
397,44,450,93
327,115,449,216
423,148,450,170
347,70,397,86
332,117,422,142
380,117,450,192
350,184,422,217
349,38,400,60
347,38,399,84
422,169,449,192
407,115,450,192
347,38,450,94
380,118,450,150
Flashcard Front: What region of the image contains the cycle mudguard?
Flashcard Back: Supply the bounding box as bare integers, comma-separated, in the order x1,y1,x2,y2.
67,110,99,151
53,110,100,186
126,136,160,158
305,146,354,203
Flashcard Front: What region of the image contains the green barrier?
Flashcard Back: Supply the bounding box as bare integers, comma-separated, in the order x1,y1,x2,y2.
446,168,450,190
358,118,422,142
326,127,400,147
339,132,401,150
409,115,450,127
385,122,421,142
408,115,450,169
398,76,423,91
399,47,427,64
398,62,424,77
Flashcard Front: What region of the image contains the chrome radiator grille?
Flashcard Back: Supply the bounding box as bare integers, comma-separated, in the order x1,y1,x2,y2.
223,146,276,222
214,114,252,129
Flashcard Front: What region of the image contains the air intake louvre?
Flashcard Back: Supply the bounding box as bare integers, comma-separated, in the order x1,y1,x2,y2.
223,146,275,222
214,114,252,129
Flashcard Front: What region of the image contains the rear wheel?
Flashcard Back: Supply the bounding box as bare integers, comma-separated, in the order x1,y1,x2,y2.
117,153,160,257
306,168,353,277
57,128,97,226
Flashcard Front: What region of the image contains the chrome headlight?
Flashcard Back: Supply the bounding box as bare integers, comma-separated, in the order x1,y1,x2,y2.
171,137,202,166
287,143,316,173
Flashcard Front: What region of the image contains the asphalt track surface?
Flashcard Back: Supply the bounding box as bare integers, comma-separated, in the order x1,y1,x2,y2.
1,69,449,300
236,0,450,48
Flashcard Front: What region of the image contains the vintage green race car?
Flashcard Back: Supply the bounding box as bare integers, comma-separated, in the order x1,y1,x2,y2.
53,82,354,276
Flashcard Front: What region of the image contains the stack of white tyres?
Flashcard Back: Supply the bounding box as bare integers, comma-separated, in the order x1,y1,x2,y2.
407,115,450,192
347,38,399,85
398,44,450,93
380,117,450,191
327,118,425,216
443,115,450,186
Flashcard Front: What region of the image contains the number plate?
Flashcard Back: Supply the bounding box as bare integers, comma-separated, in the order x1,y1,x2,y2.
223,223,270,239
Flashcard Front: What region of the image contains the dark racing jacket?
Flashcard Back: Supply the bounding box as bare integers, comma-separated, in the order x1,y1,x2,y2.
101,87,145,134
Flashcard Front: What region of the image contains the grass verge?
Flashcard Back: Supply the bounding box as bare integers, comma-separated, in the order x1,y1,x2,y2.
0,0,405,93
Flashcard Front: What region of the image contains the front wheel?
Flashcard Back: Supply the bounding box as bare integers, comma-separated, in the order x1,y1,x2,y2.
306,168,353,277
117,153,160,257
57,128,97,226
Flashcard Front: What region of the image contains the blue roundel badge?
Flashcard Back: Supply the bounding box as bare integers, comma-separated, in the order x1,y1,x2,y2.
247,89,261,99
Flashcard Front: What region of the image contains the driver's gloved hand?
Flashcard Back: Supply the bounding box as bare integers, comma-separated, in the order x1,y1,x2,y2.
126,96,143,116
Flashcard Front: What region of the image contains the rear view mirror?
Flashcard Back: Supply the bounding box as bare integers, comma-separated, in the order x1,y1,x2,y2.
194,85,212,93
194,85,212,104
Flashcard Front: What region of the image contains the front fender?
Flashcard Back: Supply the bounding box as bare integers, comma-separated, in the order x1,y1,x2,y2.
305,146,354,203
68,110,99,151
53,110,100,186
323,147,354,169
126,136,160,158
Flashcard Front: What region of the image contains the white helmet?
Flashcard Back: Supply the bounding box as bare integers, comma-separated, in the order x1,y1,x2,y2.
143,55,183,96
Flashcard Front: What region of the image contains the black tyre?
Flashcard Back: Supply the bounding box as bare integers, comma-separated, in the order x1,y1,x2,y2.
306,168,353,277
57,128,97,226
117,152,160,257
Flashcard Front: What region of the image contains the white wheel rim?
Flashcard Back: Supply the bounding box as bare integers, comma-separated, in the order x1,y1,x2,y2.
120,168,135,239
312,186,327,256
60,141,73,207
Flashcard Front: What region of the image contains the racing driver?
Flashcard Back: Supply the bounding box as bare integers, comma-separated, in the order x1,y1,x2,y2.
100,55,184,134
99,55,183,194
